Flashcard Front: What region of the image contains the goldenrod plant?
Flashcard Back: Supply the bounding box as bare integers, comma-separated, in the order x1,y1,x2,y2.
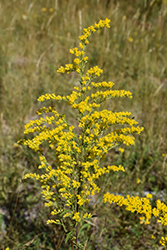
18,18,166,248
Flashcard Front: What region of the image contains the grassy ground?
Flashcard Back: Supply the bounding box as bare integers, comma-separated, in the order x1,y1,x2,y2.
0,0,167,249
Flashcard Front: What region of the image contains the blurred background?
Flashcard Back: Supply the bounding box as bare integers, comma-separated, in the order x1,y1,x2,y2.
0,0,167,249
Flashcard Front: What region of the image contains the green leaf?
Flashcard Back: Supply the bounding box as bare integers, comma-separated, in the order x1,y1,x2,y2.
78,223,89,236
0,214,4,228
65,230,74,244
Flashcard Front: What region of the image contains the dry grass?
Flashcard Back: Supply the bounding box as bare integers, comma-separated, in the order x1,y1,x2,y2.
0,0,167,249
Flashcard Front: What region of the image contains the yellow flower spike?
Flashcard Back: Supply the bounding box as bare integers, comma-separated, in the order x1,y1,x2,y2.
47,219,60,224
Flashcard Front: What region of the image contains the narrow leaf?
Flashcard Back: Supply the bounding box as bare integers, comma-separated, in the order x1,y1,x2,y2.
78,223,89,236
65,231,73,244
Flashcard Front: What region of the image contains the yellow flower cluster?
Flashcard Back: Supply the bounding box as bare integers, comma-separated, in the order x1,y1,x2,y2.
37,93,66,102
72,212,92,222
104,192,167,228
118,147,124,153
91,81,115,88
160,236,167,246
103,193,152,224
57,18,110,75
79,18,110,45
47,219,60,224
86,66,103,79
19,18,145,231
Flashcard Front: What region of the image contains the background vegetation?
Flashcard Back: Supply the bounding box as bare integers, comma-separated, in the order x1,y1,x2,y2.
0,0,167,249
